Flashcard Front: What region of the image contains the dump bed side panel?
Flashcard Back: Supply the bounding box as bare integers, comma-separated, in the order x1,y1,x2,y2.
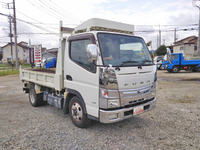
20,68,55,88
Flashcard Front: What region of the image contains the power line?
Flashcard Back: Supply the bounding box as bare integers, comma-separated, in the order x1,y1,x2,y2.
42,0,81,23
27,0,76,24
18,33,58,35
16,10,58,31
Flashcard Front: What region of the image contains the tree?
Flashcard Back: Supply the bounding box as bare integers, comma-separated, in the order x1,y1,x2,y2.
156,45,167,55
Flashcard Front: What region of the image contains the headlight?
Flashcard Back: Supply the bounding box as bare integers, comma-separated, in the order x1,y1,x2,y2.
151,82,157,96
100,88,119,99
154,72,157,82
100,88,120,109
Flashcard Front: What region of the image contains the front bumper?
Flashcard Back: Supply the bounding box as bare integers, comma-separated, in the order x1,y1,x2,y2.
99,98,156,123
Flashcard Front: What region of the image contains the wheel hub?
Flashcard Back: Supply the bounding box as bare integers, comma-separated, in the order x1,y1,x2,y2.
71,102,83,122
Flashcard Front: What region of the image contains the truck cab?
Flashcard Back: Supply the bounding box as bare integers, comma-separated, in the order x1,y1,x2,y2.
45,57,57,68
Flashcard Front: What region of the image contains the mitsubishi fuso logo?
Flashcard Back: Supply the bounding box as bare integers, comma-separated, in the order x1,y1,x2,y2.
137,90,141,94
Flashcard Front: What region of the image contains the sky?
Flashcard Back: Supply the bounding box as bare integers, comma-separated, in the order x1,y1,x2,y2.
0,0,199,50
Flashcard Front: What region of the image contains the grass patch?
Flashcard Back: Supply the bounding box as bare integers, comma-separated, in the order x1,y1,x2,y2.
170,95,192,104
178,99,192,104
21,63,31,67
0,69,19,76
0,64,7,67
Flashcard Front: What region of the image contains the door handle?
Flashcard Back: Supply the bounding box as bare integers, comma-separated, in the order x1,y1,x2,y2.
66,75,73,81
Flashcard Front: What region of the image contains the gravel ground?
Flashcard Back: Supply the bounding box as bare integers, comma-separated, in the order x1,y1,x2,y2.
0,70,199,150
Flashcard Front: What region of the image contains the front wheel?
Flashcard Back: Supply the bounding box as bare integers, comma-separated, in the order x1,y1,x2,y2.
69,96,91,128
172,66,179,73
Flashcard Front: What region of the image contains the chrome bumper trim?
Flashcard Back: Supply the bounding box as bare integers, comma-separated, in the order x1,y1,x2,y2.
99,98,156,123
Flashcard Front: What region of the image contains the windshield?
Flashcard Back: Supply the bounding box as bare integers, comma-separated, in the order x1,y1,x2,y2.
98,33,153,67
46,58,53,64
171,54,178,61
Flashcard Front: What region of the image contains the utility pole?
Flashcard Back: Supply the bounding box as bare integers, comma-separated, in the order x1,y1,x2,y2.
192,0,200,54
8,14,14,69
174,28,177,43
157,34,159,49
3,1,18,69
159,24,161,47
13,0,18,69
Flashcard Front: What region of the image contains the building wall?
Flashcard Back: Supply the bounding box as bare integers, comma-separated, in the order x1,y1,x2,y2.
173,44,184,54
184,44,194,54
2,45,28,63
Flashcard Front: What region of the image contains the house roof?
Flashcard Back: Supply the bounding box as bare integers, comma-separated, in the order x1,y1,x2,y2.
2,41,28,50
173,36,197,45
46,48,58,57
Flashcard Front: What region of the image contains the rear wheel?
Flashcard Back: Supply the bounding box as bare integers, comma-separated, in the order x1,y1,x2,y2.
69,96,90,128
29,84,43,107
172,66,179,73
197,67,200,72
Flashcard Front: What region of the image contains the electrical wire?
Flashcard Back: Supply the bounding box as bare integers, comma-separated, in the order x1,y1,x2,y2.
16,10,58,31
42,0,81,23
27,0,76,24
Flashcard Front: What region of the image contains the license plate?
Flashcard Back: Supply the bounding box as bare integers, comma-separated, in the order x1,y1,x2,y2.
133,106,144,115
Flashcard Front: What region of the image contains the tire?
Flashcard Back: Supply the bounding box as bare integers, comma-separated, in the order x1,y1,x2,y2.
29,84,43,107
69,96,91,128
196,67,200,72
192,69,196,72
167,69,172,73
172,66,179,73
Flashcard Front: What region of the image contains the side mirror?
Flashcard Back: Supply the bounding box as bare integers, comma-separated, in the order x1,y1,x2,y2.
87,44,98,62
166,48,172,64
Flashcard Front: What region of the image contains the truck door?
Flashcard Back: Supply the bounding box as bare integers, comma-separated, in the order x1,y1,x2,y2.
171,54,179,65
64,34,99,118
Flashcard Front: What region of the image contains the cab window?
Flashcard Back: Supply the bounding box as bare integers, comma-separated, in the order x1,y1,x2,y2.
70,39,95,72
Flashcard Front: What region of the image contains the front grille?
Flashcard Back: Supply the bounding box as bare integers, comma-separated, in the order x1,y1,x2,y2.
119,84,155,107
124,97,155,109
129,98,145,104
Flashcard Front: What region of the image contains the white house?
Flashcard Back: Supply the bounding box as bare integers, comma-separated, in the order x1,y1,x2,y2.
173,36,197,58
2,41,29,63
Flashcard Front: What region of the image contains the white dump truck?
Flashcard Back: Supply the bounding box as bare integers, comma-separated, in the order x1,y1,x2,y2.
20,18,157,128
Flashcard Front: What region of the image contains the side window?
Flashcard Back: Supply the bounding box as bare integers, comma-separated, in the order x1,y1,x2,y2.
70,39,95,72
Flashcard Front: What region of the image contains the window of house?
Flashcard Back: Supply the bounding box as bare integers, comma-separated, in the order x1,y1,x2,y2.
24,50,26,53
195,45,197,50
180,46,183,51
7,49,9,53
18,49,19,52
70,39,95,72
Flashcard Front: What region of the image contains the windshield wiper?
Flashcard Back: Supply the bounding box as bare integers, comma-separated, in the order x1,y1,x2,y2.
120,60,139,67
142,60,153,63
141,60,153,65
115,60,138,71
137,60,153,69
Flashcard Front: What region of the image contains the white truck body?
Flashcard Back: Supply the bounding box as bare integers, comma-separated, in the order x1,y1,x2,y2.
20,18,157,128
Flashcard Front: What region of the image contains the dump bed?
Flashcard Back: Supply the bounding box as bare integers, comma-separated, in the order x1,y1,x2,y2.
20,67,56,88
